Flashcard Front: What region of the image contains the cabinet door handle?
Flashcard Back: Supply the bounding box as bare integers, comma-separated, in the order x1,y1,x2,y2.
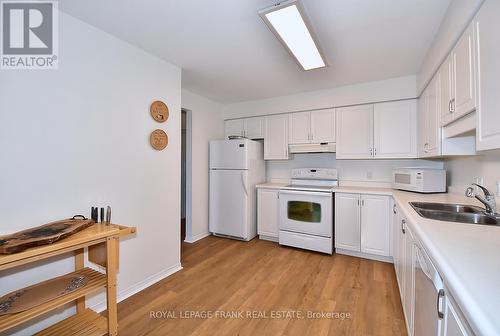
451,98,456,113
401,219,406,234
369,148,373,156
448,100,452,113
437,289,445,319
361,199,365,206
393,204,397,214
374,148,377,156
357,199,360,206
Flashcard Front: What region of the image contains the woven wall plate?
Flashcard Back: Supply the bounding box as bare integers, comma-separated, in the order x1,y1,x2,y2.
150,101,169,123
150,129,168,150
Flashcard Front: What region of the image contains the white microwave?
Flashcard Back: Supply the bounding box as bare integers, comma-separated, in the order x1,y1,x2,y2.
392,168,447,193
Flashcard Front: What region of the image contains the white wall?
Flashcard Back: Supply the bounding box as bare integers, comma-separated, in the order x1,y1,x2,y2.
417,0,484,93
266,154,443,187
222,76,417,119
181,89,224,243
444,150,500,194
0,12,181,335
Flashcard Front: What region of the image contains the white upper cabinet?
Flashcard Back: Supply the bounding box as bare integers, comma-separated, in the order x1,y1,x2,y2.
439,55,455,127
475,0,500,151
419,77,442,158
310,109,336,143
453,23,477,120
336,105,374,159
337,101,417,159
264,114,289,160
245,117,265,140
289,112,310,144
289,109,335,145
224,119,245,139
374,100,417,158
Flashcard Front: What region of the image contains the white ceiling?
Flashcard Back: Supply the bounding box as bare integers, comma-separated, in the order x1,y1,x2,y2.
60,0,451,103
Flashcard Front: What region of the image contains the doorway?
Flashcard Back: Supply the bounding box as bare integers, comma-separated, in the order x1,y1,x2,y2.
181,108,192,257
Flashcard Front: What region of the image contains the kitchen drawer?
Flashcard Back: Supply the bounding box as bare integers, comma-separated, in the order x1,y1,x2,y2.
279,230,332,254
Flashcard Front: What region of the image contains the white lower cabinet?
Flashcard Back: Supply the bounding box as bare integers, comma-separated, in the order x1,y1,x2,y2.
257,188,279,240
335,193,390,258
334,193,361,251
444,293,474,336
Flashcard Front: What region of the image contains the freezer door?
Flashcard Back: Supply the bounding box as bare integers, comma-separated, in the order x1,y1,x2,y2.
210,140,249,170
209,170,248,239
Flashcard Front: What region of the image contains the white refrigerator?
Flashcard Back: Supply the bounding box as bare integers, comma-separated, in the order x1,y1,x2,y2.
209,139,265,241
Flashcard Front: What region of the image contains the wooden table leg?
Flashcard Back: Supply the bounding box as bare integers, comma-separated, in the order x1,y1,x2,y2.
106,237,119,336
74,248,85,313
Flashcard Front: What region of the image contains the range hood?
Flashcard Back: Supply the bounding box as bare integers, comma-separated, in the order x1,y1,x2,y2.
289,142,336,154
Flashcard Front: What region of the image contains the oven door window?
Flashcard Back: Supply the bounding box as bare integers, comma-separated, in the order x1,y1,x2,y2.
287,201,321,223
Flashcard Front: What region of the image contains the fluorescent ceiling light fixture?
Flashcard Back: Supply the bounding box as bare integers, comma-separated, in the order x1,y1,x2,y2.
259,0,326,71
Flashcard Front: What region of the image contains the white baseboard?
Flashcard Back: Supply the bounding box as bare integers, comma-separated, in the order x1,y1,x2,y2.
90,263,183,313
184,231,211,243
336,248,394,263
258,235,278,242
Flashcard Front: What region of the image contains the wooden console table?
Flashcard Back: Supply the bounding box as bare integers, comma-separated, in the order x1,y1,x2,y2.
0,223,136,336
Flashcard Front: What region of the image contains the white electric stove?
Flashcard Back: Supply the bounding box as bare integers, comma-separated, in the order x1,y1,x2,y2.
279,168,338,254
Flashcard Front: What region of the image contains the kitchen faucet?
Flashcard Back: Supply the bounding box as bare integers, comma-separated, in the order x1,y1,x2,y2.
465,183,498,216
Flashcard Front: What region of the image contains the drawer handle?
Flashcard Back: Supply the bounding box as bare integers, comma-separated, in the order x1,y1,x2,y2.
437,289,445,319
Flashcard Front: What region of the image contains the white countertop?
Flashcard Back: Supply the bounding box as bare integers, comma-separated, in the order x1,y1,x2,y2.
255,182,289,190
391,191,500,336
256,182,500,334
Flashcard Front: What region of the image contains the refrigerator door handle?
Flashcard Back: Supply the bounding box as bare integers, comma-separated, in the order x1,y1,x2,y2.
241,171,248,196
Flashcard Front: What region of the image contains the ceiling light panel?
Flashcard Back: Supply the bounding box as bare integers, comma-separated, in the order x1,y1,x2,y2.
259,1,326,71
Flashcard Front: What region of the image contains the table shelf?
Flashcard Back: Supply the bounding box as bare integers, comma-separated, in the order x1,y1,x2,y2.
0,267,106,333
35,308,107,336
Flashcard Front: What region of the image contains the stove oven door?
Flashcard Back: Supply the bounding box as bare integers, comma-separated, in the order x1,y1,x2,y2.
279,190,333,237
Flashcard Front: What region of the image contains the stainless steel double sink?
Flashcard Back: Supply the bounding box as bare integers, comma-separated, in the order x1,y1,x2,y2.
410,202,500,226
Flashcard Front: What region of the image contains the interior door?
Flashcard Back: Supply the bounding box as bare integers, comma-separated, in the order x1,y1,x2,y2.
310,109,335,143
289,112,311,144
336,105,374,159
209,170,248,238
373,100,417,158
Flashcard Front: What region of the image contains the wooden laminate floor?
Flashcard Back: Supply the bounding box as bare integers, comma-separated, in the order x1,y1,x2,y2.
117,237,406,336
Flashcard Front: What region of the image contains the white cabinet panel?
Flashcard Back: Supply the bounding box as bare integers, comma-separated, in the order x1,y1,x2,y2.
224,119,244,139
336,105,374,159
454,23,477,119
419,77,442,158
476,1,500,151
439,56,455,126
444,294,474,336
264,114,289,160
374,100,417,158
289,112,310,144
403,224,415,336
245,117,265,140
310,109,335,143
334,193,361,252
257,189,279,238
360,195,390,256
